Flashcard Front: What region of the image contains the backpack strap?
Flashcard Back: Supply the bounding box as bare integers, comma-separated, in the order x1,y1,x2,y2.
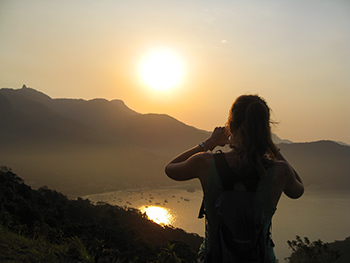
198,198,205,219
198,153,230,218
213,152,239,190
198,153,231,218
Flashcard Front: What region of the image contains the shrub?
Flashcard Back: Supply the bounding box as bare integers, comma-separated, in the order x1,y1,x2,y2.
286,236,341,263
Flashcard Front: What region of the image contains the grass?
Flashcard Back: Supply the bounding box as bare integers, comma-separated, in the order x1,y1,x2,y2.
0,225,92,263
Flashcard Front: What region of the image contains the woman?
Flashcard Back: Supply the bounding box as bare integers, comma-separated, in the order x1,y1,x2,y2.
165,95,304,263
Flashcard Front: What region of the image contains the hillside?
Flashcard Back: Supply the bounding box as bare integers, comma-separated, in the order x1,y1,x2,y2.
0,167,202,262
286,235,350,263
0,86,349,195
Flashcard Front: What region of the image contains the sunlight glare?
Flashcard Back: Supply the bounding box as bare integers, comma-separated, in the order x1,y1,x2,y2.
140,206,173,226
138,49,185,92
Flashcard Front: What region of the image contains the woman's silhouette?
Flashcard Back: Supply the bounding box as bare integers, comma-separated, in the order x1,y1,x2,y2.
165,95,304,263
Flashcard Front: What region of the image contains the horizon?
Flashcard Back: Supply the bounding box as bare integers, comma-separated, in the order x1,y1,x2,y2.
1,0,349,144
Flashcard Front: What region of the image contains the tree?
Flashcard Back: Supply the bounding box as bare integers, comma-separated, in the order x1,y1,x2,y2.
286,236,341,263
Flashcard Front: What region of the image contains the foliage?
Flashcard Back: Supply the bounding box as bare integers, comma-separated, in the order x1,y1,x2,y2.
285,236,341,263
156,242,184,263
0,166,202,262
0,225,92,263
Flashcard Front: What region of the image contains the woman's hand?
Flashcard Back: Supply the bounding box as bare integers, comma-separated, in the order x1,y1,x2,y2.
165,126,230,181
204,126,231,151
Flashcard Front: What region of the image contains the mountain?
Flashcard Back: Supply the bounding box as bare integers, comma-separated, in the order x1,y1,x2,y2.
0,86,349,195
0,86,209,195
0,88,100,146
272,134,293,144
0,85,210,154
278,140,350,191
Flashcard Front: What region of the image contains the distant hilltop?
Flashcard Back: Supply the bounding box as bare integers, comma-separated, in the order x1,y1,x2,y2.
0,86,349,195
272,134,293,144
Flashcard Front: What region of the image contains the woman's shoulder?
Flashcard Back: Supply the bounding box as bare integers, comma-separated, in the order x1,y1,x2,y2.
275,160,291,173
192,152,213,166
273,160,295,184
185,152,213,184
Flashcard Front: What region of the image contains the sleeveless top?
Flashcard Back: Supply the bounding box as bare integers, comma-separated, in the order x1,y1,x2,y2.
199,156,277,263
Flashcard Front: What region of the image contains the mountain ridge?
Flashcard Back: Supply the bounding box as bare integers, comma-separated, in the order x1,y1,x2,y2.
4,85,349,146
0,86,349,195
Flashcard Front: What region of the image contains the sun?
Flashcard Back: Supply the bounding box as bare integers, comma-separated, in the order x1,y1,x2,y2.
138,49,185,92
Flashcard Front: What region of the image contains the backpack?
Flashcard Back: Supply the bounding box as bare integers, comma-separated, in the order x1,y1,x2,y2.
199,153,270,263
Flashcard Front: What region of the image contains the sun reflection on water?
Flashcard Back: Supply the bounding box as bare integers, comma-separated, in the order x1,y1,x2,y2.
140,206,174,226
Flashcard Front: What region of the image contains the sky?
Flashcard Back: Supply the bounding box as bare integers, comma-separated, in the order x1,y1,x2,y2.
1,0,349,144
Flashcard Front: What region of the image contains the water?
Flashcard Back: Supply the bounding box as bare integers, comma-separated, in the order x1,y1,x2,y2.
83,188,350,262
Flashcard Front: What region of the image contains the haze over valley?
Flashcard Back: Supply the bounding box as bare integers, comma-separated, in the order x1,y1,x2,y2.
0,86,349,196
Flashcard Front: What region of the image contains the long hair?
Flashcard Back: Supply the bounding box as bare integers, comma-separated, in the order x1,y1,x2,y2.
226,95,279,177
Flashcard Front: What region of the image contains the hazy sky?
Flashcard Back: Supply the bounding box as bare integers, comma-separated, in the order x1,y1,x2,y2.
1,0,349,144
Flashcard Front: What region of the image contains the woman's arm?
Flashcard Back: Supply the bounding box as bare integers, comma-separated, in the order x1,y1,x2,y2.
165,150,210,181
276,151,304,199
165,127,230,181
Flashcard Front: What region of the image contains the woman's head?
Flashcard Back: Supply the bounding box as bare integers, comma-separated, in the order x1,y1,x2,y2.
226,95,278,173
